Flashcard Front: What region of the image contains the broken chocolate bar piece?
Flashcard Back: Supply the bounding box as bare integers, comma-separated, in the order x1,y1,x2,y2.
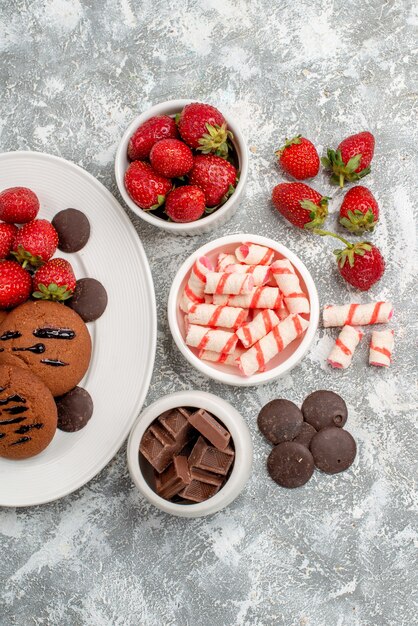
188,436,234,476
158,407,191,439
155,456,191,500
187,408,231,450
140,411,193,473
179,468,224,502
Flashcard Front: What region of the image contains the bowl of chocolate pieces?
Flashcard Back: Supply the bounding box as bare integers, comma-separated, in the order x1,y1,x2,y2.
127,390,253,517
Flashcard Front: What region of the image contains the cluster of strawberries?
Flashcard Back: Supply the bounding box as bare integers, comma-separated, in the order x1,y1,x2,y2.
272,131,384,291
0,187,76,308
124,103,239,223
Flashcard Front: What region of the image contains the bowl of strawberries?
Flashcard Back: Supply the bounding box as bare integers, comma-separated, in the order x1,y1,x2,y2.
115,99,248,236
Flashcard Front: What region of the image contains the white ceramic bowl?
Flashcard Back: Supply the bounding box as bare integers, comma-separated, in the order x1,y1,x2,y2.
168,234,320,387
115,99,248,236
127,391,253,517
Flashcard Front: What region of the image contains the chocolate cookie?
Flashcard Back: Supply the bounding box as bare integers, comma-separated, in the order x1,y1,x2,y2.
0,311,8,325
0,300,91,397
68,278,108,322
267,442,314,488
0,364,57,459
56,386,93,432
52,209,90,253
258,399,303,445
302,390,347,431
310,427,356,474
293,422,317,448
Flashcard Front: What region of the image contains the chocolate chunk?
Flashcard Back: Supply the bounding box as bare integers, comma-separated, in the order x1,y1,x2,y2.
188,408,230,450
267,442,314,488
188,436,234,476
302,390,347,431
52,209,90,253
310,427,356,474
68,278,108,323
293,422,317,448
179,468,224,502
140,411,193,473
155,456,191,500
56,386,93,432
258,399,303,445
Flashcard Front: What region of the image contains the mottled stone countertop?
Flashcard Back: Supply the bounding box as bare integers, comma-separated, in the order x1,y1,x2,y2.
1,1,417,625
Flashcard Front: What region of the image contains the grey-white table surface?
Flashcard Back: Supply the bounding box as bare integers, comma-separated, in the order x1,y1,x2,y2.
1,1,417,625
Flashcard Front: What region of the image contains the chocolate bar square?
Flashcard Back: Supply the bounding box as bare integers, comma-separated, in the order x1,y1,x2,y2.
188,436,234,476
155,456,191,500
187,408,231,450
179,468,224,502
140,411,193,473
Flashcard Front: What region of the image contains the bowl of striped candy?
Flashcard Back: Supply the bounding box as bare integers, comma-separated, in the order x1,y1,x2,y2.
168,234,320,386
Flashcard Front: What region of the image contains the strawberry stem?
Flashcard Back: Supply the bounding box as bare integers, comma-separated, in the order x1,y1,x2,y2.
313,228,352,248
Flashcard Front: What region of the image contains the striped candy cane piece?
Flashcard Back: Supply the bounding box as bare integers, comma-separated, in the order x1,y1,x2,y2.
270,259,310,314
186,324,238,354
225,264,271,286
217,253,239,272
277,301,290,321
199,347,244,365
205,272,254,295
180,256,213,312
213,286,282,309
323,302,393,327
238,314,309,376
236,309,280,348
235,243,275,266
369,329,394,367
187,303,248,329
327,326,363,369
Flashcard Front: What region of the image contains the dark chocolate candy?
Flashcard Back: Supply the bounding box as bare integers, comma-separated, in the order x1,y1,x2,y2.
310,427,356,474
188,436,234,476
179,468,223,502
155,455,191,500
293,422,317,448
258,399,303,445
52,208,90,253
56,386,93,432
267,442,314,488
140,410,193,473
188,408,230,450
302,390,347,431
68,278,108,323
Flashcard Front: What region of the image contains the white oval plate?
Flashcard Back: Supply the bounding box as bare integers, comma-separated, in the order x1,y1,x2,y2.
0,151,157,507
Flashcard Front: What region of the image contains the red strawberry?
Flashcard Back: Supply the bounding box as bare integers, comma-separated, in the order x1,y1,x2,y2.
272,182,329,229
339,186,379,234
276,135,320,180
188,155,237,207
315,230,385,290
149,138,193,178
0,260,32,308
0,187,40,224
12,219,58,268
127,115,178,161
32,258,76,301
0,223,18,258
322,131,375,187
178,103,233,157
124,161,172,210
165,186,206,223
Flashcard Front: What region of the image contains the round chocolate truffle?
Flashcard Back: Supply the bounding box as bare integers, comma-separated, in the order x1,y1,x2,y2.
293,422,317,448
258,399,303,445
56,386,93,432
302,390,347,431
267,442,314,488
52,209,90,253
310,427,356,474
68,278,108,322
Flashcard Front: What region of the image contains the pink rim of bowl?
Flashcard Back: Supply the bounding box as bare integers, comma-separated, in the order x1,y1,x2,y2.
168,234,320,387
115,99,249,236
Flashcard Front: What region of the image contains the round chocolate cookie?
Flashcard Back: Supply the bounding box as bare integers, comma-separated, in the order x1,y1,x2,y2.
68,278,108,322
0,364,57,460
302,390,347,431
0,311,8,325
310,427,356,474
293,422,317,448
258,399,303,445
56,386,93,432
52,209,90,253
267,442,314,488
0,300,91,397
